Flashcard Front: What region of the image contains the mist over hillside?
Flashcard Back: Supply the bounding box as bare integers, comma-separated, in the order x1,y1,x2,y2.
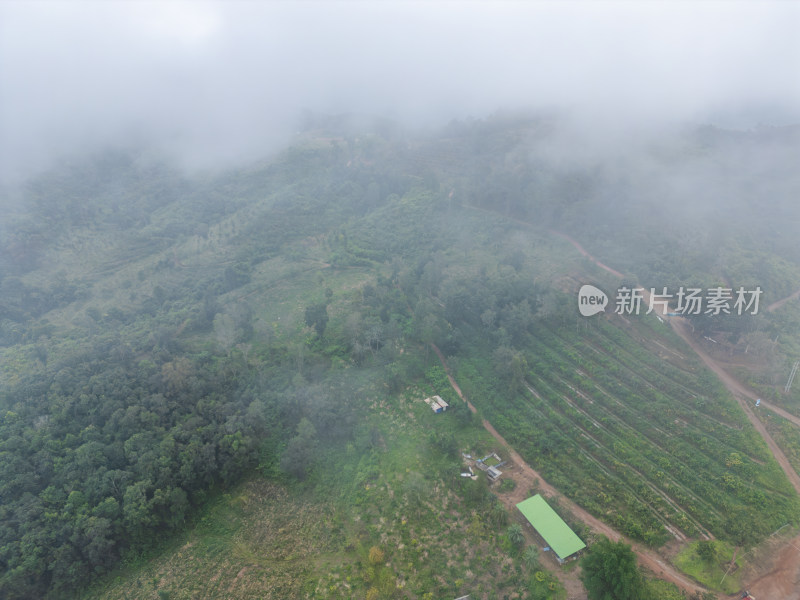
2,1,798,181
2,2,800,600
0,110,799,599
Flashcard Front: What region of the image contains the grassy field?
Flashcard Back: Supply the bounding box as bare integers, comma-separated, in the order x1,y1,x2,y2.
84,481,339,599
83,377,565,600
674,540,742,594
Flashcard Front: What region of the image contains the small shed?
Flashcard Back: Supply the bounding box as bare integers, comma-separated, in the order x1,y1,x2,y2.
516,494,586,563
424,395,449,413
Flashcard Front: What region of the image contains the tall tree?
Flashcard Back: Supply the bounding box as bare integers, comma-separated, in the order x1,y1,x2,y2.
507,523,525,549
304,302,329,338
280,418,318,480
579,537,644,600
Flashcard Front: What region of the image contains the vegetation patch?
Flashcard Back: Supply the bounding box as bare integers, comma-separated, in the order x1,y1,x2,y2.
86,380,567,600
674,540,742,594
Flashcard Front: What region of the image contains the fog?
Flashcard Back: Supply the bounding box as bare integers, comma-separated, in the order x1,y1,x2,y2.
1,1,798,180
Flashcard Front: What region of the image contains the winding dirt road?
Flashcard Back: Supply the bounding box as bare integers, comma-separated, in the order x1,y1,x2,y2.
458,209,800,596
431,344,710,597
548,229,625,278
550,227,800,494
669,317,800,496
550,228,800,597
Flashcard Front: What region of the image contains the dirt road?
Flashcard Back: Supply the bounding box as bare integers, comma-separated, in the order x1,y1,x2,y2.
431,344,710,597
759,398,800,429
669,317,800,497
547,227,800,498
743,532,800,600
548,229,626,279
767,288,800,312
547,228,800,597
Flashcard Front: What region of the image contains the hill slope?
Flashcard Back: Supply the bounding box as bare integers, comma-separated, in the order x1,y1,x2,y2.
2,117,800,599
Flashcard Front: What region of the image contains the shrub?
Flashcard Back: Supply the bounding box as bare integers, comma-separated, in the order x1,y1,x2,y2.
369,546,385,565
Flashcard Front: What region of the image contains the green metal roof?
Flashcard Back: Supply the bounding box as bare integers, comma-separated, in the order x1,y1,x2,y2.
516,495,586,560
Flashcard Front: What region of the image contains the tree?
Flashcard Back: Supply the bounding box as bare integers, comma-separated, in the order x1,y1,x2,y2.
213,313,238,353
486,499,508,527
161,357,193,395
580,537,644,600
725,509,758,546
501,299,534,344
304,302,329,338
420,313,443,359
122,480,154,540
696,541,717,565
493,345,528,394
523,545,539,570
280,418,318,480
507,523,525,549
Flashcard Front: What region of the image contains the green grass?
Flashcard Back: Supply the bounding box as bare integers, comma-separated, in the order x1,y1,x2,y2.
83,480,339,600
674,540,742,594
83,379,566,600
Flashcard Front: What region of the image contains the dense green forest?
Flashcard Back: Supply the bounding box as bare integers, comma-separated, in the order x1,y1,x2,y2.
0,137,421,597
1,115,799,599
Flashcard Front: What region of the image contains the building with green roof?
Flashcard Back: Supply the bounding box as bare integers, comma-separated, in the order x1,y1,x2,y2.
516,494,586,562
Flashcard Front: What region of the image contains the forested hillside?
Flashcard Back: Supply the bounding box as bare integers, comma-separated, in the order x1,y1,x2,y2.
0,134,421,597
1,115,799,599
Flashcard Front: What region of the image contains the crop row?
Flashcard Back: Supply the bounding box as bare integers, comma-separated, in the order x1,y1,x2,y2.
464,319,800,545
536,324,790,493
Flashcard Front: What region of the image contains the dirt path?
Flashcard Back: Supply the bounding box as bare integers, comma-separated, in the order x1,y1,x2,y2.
743,532,800,599
759,398,800,428
431,344,710,597
546,227,800,498
669,318,800,497
546,228,800,597
463,204,627,278
548,229,626,279
455,209,800,594
767,288,800,312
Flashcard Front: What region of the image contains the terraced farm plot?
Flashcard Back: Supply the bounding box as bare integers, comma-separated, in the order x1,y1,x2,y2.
456,316,800,547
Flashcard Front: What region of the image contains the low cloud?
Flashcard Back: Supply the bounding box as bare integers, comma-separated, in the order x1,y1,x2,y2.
1,1,798,180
